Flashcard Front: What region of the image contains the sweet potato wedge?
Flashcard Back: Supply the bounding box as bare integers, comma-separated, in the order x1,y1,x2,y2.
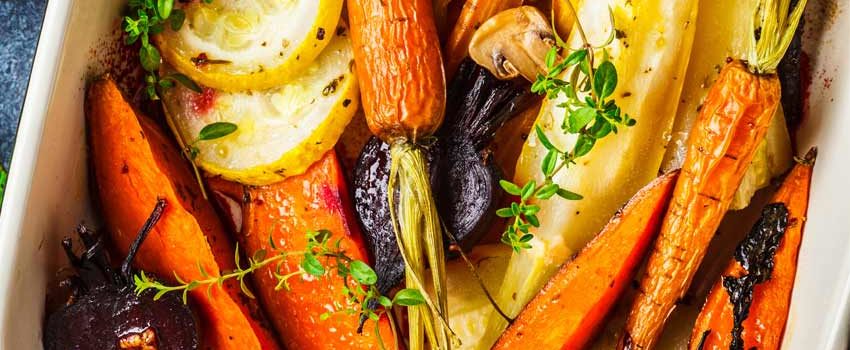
494,171,679,350
86,78,280,350
208,152,396,350
690,149,815,350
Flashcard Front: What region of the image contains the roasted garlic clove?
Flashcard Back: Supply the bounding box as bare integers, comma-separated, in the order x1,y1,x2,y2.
468,6,557,82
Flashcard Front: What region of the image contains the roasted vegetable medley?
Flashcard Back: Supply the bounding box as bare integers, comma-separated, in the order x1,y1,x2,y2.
45,0,821,349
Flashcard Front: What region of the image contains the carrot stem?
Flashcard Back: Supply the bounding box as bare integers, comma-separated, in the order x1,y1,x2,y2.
748,0,808,74
388,143,459,349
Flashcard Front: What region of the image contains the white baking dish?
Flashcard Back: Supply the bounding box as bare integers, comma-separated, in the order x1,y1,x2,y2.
0,0,847,349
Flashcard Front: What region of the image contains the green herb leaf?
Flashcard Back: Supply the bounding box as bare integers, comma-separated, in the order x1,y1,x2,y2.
564,49,587,66
496,208,515,218
568,107,596,133
573,134,595,157
198,122,238,141
252,249,267,262
541,150,557,176
594,60,618,99
535,125,558,152
499,180,522,196
535,183,559,200
393,288,426,306
556,188,584,200
521,180,536,201
349,260,378,286
139,44,161,72
545,46,558,68
526,214,540,227
301,253,325,277
169,9,186,31
157,0,173,19
378,296,393,308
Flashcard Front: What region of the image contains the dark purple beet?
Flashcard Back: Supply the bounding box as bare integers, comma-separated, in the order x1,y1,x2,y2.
353,59,533,294
44,199,199,350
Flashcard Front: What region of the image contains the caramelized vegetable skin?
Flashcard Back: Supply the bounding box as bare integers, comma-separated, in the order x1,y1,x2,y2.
443,0,523,79
495,171,678,350
348,0,446,142
353,60,532,294
207,152,396,350
86,78,280,350
690,150,815,350
621,61,781,349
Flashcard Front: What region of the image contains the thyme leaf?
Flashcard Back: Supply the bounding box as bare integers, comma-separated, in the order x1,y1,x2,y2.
124,0,204,99
499,4,635,251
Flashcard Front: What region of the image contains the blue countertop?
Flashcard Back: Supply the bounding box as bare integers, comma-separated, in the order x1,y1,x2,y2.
0,0,48,170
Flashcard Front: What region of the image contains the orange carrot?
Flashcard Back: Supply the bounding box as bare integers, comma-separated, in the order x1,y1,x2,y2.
443,0,523,79
690,149,815,350
86,78,280,350
348,0,446,142
619,59,780,350
348,1,453,348
495,171,678,350
208,152,396,350
619,3,807,345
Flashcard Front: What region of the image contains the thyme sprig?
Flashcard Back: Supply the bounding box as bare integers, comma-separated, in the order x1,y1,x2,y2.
499,4,636,251
133,229,424,341
124,0,205,99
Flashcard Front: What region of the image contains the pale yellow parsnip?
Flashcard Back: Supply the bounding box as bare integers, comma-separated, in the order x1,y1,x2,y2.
477,0,700,347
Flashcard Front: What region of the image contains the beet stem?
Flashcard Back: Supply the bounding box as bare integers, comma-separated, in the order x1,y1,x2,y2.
121,198,168,280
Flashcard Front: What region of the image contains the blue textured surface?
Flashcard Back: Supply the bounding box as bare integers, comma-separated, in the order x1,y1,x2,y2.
0,0,48,170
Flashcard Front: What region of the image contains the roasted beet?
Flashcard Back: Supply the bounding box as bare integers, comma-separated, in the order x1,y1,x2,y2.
353,59,533,293
44,199,199,350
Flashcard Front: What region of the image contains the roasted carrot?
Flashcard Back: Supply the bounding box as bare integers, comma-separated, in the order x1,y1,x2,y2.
620,1,806,348
443,0,523,79
348,1,453,348
208,152,396,350
494,171,678,350
86,78,280,350
690,149,815,350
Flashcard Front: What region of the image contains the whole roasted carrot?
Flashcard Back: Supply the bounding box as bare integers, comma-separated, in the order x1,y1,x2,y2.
494,171,678,350
690,149,815,350
619,1,807,348
87,78,280,350
443,0,523,79
208,152,396,350
348,1,454,348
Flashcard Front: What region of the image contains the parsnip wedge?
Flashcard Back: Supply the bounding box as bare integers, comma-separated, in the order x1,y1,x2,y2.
478,0,700,347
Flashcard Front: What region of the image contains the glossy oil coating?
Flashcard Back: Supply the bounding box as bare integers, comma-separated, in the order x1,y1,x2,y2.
348,0,446,143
